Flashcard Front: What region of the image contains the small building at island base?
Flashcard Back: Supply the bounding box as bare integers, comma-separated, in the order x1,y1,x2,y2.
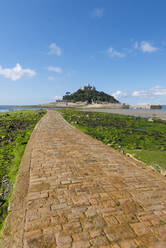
131,104,162,109
53,101,130,109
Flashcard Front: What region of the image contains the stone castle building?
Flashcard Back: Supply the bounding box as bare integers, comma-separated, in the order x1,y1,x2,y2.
80,84,96,91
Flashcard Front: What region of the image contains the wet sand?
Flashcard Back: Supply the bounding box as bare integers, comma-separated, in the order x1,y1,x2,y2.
81,108,166,119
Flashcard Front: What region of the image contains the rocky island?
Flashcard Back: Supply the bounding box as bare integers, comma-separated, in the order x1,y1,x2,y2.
38,84,129,109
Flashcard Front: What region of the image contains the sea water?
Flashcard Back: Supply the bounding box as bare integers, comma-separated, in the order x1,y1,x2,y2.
0,105,49,112
0,105,166,113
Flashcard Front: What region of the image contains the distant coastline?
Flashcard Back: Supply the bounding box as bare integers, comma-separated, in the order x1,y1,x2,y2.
0,105,166,120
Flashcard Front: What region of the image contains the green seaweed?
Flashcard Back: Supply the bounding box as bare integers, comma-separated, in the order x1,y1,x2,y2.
0,110,46,232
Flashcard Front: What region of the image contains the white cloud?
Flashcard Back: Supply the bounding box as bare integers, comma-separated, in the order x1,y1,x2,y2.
132,85,166,97
48,43,62,56
153,85,166,95
132,90,148,97
48,76,56,81
134,41,158,53
92,8,104,18
54,96,63,101
0,63,36,81
107,47,126,58
112,90,127,99
47,66,63,73
48,96,63,102
141,41,158,52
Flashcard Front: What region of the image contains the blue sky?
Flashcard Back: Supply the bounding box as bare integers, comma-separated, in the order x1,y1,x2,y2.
0,0,166,105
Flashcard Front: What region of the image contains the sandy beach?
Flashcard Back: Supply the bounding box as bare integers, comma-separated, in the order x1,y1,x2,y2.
81,108,166,119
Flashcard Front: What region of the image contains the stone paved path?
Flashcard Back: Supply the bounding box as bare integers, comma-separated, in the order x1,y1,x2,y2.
1,110,166,248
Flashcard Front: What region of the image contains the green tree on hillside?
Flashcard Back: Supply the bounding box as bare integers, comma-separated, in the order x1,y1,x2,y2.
63,88,119,103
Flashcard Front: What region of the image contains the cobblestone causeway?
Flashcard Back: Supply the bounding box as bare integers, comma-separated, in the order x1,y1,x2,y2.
1,110,166,247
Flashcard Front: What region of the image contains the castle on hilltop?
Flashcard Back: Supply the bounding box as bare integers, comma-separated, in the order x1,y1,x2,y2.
80,84,96,91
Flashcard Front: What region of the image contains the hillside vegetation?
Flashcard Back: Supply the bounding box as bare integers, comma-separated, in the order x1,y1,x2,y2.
63,88,120,104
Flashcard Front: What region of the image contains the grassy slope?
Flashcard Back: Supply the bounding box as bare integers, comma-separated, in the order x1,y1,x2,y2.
0,110,46,231
58,109,166,172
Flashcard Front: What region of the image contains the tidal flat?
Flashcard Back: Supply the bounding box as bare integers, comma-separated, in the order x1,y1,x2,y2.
0,110,46,231
81,108,166,120
59,109,166,173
